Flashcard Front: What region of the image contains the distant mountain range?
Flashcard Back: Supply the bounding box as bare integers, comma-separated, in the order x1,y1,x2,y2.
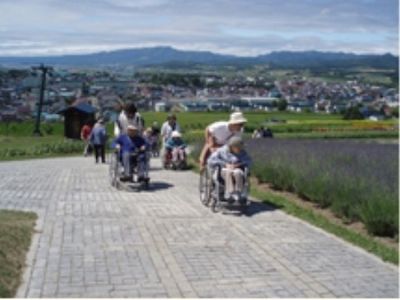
0,46,397,69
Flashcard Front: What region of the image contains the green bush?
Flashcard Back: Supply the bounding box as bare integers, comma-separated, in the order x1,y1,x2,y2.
0,140,83,160
359,192,399,237
42,124,54,135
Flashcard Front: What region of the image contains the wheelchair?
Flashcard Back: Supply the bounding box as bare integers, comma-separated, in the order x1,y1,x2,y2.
109,149,150,191
163,148,187,170
199,165,250,213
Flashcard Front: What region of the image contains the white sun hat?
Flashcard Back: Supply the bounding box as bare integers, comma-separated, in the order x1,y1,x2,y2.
171,131,181,138
127,125,138,130
228,112,247,124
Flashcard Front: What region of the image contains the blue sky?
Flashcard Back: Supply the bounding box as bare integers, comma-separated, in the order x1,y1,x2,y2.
0,0,398,56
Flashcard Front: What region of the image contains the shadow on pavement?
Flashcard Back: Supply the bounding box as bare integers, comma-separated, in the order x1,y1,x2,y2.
147,181,174,191
221,200,279,217
243,200,280,217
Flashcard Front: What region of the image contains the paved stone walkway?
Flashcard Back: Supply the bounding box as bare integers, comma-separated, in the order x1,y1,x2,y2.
0,157,398,298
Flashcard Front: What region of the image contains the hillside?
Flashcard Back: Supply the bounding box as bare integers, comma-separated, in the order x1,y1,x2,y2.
0,46,397,69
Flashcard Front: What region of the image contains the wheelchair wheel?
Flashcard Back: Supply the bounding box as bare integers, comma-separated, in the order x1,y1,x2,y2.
109,152,118,187
210,179,222,213
141,178,150,190
179,160,187,170
199,168,211,206
239,198,249,214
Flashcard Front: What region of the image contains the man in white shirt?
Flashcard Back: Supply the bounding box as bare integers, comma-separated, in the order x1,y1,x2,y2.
114,102,144,136
161,114,181,144
199,111,247,170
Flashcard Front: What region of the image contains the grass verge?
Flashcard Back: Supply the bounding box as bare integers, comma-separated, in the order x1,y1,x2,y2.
0,210,37,297
251,186,398,265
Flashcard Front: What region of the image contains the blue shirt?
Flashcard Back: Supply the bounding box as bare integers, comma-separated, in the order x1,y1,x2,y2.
89,125,107,145
112,134,147,153
165,137,186,149
208,145,252,169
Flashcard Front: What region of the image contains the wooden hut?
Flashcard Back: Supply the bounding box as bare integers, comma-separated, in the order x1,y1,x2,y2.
58,102,96,140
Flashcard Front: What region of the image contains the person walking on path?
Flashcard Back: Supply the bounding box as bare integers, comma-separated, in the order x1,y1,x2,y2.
80,121,93,156
199,112,247,171
114,102,144,136
161,114,181,144
90,119,108,163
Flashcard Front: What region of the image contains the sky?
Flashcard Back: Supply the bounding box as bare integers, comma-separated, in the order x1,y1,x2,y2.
0,0,398,57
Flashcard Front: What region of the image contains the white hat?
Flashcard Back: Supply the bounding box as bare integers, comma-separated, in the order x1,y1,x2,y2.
229,112,247,124
171,131,181,138
127,125,138,131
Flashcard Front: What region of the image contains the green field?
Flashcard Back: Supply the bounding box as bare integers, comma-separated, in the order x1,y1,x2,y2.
0,111,397,161
0,136,84,161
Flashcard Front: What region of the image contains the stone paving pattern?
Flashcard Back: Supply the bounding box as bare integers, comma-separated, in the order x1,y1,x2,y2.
0,157,398,298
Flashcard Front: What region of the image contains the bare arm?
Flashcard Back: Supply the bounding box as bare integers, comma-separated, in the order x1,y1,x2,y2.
205,128,218,148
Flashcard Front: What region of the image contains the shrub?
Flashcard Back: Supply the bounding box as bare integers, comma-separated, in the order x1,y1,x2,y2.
0,140,84,160
245,139,399,237
359,192,399,237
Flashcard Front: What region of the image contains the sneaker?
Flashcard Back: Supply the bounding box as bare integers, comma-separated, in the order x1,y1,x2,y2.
232,193,240,202
120,176,131,182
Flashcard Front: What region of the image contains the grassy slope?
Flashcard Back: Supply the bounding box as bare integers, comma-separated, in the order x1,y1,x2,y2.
0,210,37,297
0,136,84,162
0,136,65,151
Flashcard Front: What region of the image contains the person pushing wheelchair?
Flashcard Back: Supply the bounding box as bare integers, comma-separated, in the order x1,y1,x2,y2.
112,125,149,183
207,136,252,202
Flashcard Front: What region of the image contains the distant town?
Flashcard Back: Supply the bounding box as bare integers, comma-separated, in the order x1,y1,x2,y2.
0,64,398,123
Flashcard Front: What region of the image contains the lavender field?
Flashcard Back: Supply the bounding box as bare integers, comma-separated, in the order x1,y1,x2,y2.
246,139,399,238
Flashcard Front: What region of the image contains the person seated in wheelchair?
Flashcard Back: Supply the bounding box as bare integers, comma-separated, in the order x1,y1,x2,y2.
112,125,149,182
207,136,251,202
164,131,187,165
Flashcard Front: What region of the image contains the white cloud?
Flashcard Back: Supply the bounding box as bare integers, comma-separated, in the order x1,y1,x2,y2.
0,0,397,56
102,0,169,8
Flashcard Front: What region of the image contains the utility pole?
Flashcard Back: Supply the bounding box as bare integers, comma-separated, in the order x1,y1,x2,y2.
32,64,53,136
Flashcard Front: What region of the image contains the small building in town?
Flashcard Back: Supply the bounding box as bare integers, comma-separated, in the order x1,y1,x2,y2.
179,101,208,112
155,101,167,112
58,101,96,139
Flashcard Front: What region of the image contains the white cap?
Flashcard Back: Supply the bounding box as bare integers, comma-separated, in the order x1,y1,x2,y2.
228,112,247,125
171,131,181,138
127,125,138,131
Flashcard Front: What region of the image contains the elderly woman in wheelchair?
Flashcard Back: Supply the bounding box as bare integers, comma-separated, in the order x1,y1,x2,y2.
111,125,150,186
204,136,251,212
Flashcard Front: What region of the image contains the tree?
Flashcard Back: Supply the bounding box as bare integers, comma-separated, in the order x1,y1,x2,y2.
343,106,364,120
126,94,142,103
277,99,288,111
392,107,399,118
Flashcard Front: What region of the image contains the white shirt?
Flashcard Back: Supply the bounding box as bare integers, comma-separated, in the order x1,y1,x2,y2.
114,111,143,136
208,121,240,145
161,121,181,143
